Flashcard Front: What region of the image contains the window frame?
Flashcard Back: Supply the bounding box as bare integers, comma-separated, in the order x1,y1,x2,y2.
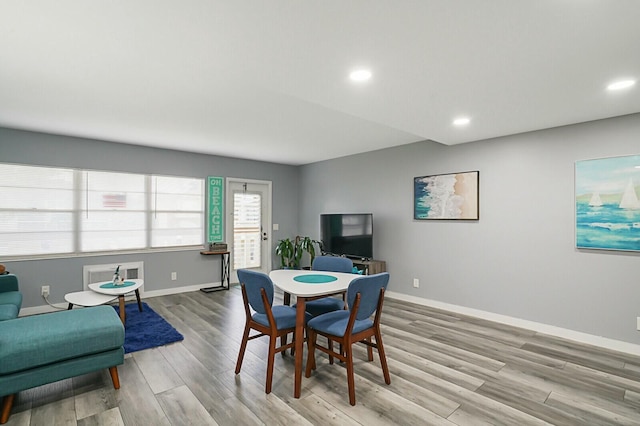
0,162,206,260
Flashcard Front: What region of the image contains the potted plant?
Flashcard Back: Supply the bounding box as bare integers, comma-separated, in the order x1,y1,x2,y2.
275,236,320,269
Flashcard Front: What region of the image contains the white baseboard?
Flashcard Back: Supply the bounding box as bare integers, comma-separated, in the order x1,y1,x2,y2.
19,281,225,317
23,284,638,356
385,291,640,357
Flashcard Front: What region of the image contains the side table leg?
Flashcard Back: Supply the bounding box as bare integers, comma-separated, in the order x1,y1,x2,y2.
135,289,143,311
118,296,126,324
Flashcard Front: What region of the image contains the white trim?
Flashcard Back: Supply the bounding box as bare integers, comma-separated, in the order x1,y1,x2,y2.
19,281,228,317
385,291,640,357
23,284,638,357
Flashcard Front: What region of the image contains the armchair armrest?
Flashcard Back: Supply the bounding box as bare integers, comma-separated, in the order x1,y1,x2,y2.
0,274,19,293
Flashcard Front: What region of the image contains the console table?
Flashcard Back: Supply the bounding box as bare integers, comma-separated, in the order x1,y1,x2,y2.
352,259,386,275
199,250,231,292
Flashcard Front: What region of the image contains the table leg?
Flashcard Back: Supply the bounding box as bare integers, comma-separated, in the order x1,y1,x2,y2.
284,292,291,306
294,296,306,398
135,289,143,312
118,296,126,324
222,253,230,289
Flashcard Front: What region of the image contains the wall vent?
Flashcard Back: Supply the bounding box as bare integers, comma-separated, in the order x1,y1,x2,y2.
83,261,144,295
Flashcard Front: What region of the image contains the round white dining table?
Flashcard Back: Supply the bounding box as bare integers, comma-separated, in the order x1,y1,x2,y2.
268,269,359,399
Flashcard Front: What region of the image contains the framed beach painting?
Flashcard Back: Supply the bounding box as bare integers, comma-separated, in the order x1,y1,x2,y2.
575,154,640,251
414,171,479,220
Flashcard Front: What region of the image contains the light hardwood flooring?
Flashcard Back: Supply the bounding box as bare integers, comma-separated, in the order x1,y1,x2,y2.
5,287,640,425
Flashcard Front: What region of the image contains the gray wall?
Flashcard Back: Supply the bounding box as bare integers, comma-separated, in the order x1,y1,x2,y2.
299,113,640,345
0,127,300,308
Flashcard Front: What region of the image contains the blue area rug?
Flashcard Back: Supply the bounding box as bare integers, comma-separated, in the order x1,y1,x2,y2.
113,302,184,354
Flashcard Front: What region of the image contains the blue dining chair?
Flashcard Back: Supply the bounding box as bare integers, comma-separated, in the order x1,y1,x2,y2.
235,269,310,394
305,272,391,406
298,256,353,317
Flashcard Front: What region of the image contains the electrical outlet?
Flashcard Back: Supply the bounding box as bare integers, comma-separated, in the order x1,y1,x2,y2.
41,285,50,297
413,278,419,288
637,317,640,331
171,272,177,281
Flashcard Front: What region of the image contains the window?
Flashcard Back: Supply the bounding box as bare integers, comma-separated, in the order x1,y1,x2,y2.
81,170,147,252
0,164,74,256
0,163,205,257
233,192,261,269
151,176,204,248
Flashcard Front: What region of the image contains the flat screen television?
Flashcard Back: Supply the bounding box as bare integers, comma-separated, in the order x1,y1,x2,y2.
320,213,373,260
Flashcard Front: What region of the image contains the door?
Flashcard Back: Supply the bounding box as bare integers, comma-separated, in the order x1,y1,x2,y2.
226,178,272,283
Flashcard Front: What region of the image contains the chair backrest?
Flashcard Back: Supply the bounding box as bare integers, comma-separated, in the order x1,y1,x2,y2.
347,272,389,320
312,256,353,273
0,273,19,293
237,269,274,314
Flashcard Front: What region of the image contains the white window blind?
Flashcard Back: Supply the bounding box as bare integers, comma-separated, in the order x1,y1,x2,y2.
0,164,74,256
80,170,147,252
0,163,205,257
233,192,261,269
151,175,204,248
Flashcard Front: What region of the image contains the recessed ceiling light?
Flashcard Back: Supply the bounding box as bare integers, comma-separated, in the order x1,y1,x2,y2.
349,69,372,82
453,117,470,126
607,79,636,91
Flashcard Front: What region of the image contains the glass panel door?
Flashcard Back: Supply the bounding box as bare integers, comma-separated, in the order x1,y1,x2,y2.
226,179,272,282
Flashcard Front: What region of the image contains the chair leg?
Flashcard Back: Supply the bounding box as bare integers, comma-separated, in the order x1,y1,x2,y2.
366,337,374,362
235,323,251,374
328,338,334,364
1,394,15,425
265,335,277,394
345,345,356,406
375,330,391,385
305,329,317,377
109,366,121,389
281,333,288,358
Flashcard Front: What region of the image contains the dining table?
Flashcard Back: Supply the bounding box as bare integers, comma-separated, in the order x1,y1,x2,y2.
268,268,358,398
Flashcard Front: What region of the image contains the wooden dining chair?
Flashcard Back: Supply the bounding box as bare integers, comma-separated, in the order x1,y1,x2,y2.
235,269,310,394
298,255,353,317
304,272,391,405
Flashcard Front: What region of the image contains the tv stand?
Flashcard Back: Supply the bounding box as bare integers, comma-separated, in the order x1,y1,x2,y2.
352,259,386,275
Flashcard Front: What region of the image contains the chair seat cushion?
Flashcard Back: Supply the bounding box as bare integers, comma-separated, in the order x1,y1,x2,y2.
252,305,311,330
0,291,22,311
295,297,344,317
0,304,19,321
0,305,124,375
307,310,373,337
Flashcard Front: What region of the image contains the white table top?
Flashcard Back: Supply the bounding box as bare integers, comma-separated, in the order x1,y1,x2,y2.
89,279,143,296
64,290,117,306
269,269,357,297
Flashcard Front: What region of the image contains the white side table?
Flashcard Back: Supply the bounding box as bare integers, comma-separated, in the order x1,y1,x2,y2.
65,291,117,309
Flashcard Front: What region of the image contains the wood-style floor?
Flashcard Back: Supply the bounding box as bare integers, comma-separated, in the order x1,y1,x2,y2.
6,286,640,425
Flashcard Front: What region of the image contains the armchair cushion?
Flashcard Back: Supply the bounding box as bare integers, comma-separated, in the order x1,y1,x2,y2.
0,292,22,310
0,306,124,376
0,305,19,322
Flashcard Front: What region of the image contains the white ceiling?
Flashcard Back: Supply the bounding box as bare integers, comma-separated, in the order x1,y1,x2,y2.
1,1,639,165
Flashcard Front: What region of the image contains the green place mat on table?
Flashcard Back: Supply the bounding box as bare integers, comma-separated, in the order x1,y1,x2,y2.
100,281,136,289
293,274,338,284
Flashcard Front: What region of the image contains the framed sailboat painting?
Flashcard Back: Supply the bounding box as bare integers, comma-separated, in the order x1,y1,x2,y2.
575,154,640,251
